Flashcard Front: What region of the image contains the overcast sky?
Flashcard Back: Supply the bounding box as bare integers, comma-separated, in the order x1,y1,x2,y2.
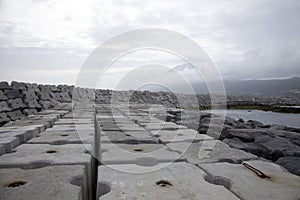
0,0,299,88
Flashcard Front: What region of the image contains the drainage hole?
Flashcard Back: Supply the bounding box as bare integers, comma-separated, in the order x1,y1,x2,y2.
8,180,27,188
134,147,144,152
46,150,57,154
156,180,172,188
60,134,69,137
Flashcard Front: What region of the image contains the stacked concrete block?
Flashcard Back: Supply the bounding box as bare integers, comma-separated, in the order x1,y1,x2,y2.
199,160,300,200
0,165,87,200
97,162,240,199
0,143,92,199
22,90,41,111
166,140,258,164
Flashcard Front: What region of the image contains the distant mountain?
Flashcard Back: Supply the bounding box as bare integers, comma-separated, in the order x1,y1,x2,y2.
137,63,300,97
221,77,300,97
188,77,300,97
172,63,300,97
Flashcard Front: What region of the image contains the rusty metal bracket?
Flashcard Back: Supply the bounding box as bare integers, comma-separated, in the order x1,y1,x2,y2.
242,163,270,179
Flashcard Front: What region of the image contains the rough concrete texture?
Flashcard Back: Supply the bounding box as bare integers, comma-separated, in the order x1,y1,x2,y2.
166,140,258,164
100,130,157,144
0,165,87,200
153,129,214,143
27,129,93,144
199,160,300,200
97,162,240,200
0,143,91,168
101,143,184,165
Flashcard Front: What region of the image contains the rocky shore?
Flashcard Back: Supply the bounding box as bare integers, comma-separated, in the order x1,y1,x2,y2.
163,109,300,176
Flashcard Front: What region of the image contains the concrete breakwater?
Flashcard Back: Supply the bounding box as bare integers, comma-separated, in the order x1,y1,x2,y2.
0,81,300,199
1,81,299,126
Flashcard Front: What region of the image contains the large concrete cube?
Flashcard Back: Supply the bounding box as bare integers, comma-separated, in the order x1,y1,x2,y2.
101,143,184,165
0,165,87,200
97,162,240,199
199,160,300,200
166,140,257,164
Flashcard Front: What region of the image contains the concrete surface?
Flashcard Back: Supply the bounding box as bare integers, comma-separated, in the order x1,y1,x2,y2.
0,165,87,200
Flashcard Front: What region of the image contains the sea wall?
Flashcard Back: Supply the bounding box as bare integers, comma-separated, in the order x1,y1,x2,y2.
1,81,299,125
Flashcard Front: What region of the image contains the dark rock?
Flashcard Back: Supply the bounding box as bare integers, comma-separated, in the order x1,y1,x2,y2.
4,89,22,99
221,129,255,142
39,100,53,109
0,101,12,112
276,157,300,176
0,91,7,101
0,112,10,124
257,137,300,160
60,92,71,102
23,108,37,116
0,81,10,90
283,127,300,133
24,98,41,109
6,110,24,120
23,90,38,100
25,83,40,92
223,138,270,159
7,98,26,110
11,81,27,91
51,92,62,102
246,120,264,129
237,118,244,123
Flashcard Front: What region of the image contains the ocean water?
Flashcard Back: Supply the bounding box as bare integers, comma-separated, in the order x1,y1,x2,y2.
202,109,300,128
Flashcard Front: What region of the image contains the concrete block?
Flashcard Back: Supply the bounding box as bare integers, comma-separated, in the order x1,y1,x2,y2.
25,83,40,92
141,121,188,131
54,118,93,125
0,144,91,169
0,112,10,124
28,129,94,145
101,143,183,165
61,92,72,102
97,162,239,199
39,85,52,93
4,89,22,99
45,124,94,132
39,100,54,109
0,124,45,136
38,92,52,101
154,129,213,143
58,84,71,93
113,124,146,131
166,140,257,164
11,81,27,91
100,130,157,144
199,160,300,200
6,110,24,121
0,129,37,145
0,101,11,112
0,165,87,200
38,109,70,117
23,108,37,116
0,81,10,90
7,98,26,110
0,91,8,101
24,98,41,108
52,102,72,110
51,92,62,102
22,90,38,100
0,136,20,153
3,114,59,128
0,145,5,155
